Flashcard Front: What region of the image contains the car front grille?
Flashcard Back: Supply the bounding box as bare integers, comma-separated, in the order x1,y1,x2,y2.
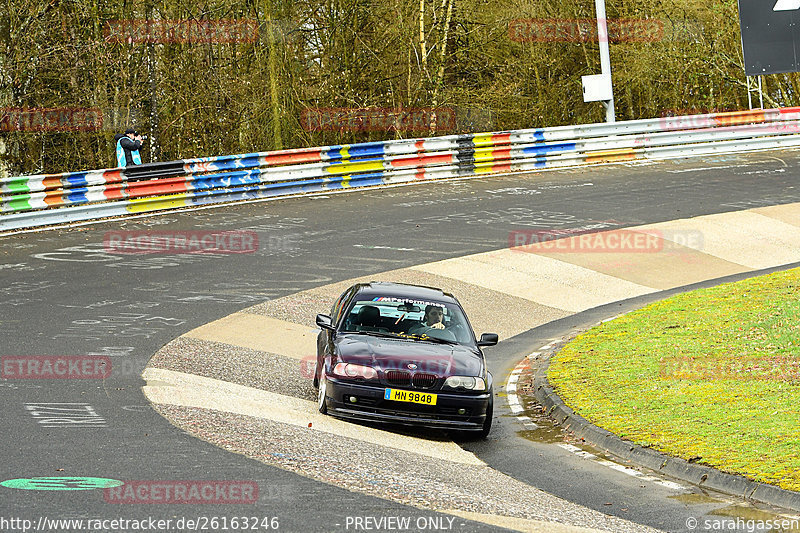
385,370,411,386
412,373,437,389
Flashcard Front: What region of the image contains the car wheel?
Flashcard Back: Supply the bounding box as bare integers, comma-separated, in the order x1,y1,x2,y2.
317,373,328,415
477,392,494,439
313,361,319,388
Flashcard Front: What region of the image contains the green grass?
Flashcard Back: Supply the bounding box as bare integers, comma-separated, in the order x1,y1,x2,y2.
549,267,800,491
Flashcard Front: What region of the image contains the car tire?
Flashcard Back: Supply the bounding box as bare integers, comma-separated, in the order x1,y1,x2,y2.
317,373,328,415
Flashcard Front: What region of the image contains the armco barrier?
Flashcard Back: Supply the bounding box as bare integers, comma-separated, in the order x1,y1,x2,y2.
3,108,800,231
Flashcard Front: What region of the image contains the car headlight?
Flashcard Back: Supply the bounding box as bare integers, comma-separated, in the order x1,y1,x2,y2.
332,363,378,380
443,376,486,391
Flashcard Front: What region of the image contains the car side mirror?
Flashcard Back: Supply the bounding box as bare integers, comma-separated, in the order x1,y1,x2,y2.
477,333,498,347
316,314,335,331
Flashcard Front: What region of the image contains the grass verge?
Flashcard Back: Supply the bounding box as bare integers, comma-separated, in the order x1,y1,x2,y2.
549,267,800,491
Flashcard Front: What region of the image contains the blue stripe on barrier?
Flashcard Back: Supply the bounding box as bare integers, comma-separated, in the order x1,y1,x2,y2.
185,171,390,207
351,172,386,184
66,189,89,204
323,172,385,190
345,142,387,159
188,184,271,206
191,170,263,190
186,159,238,173
520,142,576,155
187,178,325,206
324,145,385,161
235,156,262,169
64,173,89,187
324,155,385,166
325,146,346,160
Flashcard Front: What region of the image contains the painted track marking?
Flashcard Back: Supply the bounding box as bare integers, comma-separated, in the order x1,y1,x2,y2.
557,444,685,491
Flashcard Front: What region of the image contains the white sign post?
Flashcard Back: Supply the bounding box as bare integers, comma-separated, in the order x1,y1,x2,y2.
581,0,616,122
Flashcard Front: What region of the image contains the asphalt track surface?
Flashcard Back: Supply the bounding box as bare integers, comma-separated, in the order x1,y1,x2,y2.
1,151,800,533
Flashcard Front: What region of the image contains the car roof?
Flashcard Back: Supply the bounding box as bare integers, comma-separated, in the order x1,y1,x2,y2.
353,282,459,305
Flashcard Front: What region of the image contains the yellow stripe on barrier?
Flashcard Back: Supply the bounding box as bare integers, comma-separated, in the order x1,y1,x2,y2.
472,134,494,147
586,149,638,163
324,160,384,175
474,165,500,174
473,148,496,162
127,193,190,213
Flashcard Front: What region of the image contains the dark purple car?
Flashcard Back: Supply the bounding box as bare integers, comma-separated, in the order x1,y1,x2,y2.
314,282,498,438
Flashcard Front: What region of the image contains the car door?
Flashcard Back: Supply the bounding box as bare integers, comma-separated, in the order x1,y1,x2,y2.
316,286,358,366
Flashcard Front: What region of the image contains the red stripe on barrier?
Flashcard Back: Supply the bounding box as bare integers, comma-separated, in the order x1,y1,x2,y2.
492,148,513,160
260,151,322,166
102,186,127,200
492,133,512,144
125,181,190,199
390,153,455,169
103,170,125,183
101,176,190,198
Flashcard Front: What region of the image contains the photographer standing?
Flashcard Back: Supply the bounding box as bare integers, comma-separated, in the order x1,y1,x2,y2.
114,128,144,167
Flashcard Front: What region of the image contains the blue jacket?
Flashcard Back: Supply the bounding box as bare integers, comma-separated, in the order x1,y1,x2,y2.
114,133,142,167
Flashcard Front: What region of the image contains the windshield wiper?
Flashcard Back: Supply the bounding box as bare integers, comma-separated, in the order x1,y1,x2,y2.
347,330,407,340
409,334,459,346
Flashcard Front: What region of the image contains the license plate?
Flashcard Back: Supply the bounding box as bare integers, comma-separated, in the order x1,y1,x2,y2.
384,388,437,406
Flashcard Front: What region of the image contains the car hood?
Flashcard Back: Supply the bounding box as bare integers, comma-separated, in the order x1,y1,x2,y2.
333,334,483,377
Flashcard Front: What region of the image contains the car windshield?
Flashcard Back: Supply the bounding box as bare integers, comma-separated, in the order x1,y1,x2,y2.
341,296,476,346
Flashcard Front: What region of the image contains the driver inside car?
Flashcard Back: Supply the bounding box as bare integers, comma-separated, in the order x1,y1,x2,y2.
409,305,447,333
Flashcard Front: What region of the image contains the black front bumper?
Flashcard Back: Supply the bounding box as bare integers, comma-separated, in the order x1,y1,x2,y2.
323,377,490,431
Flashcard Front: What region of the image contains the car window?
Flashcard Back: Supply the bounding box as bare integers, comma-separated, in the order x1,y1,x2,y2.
331,287,358,326
341,296,476,346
